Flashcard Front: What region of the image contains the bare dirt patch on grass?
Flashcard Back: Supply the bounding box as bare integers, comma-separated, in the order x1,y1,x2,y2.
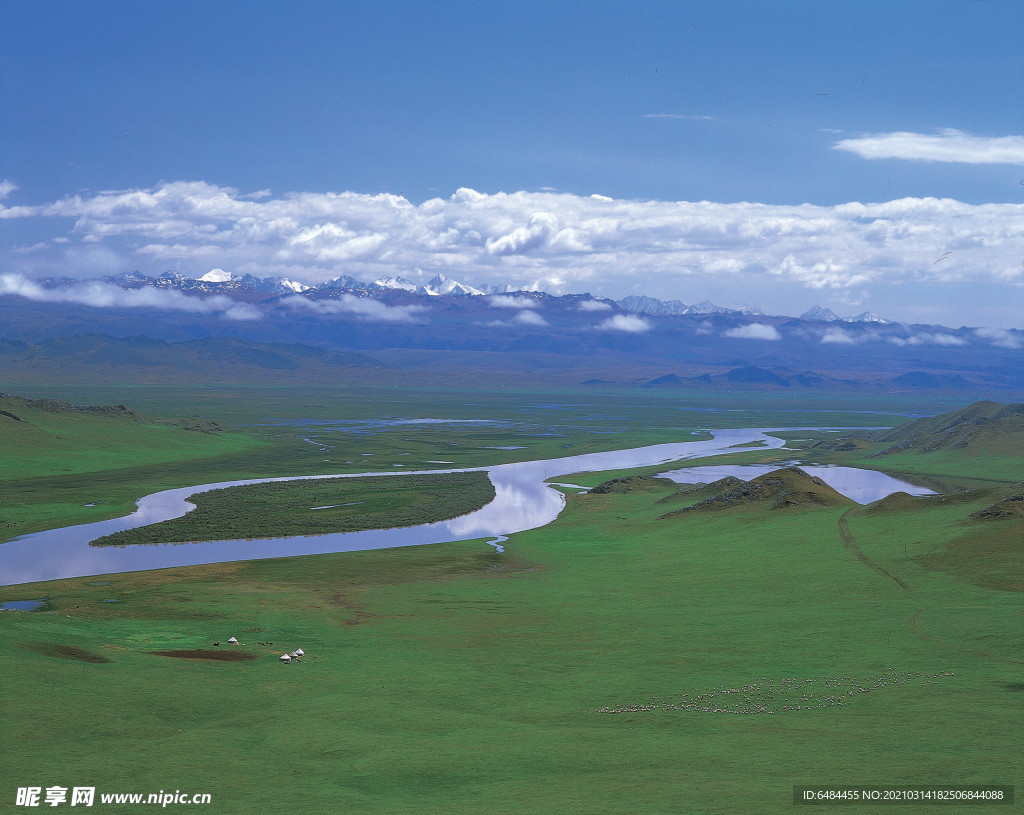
151,648,258,661
21,641,111,663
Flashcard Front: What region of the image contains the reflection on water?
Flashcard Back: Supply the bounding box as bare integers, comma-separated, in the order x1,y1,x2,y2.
0,428,910,587
659,463,936,504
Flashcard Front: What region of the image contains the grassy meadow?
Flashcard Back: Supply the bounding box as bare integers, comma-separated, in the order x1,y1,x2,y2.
1,386,1022,813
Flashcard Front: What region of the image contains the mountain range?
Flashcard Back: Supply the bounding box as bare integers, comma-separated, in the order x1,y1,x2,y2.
4,269,1022,393
36,269,882,323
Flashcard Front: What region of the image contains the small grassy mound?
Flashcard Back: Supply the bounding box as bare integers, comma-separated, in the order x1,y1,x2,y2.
862,490,993,514
588,475,674,494
653,476,746,507
865,491,924,513
659,466,854,516
969,492,1024,520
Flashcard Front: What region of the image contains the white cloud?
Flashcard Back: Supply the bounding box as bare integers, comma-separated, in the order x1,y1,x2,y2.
489,295,537,309
975,327,1021,349
772,255,869,289
723,323,781,341
514,310,548,326
598,314,651,333
3,181,1024,328
643,113,716,121
577,299,612,312
280,294,426,324
0,273,261,320
912,332,966,346
833,129,1024,165
821,327,858,344
890,332,967,347
0,180,17,199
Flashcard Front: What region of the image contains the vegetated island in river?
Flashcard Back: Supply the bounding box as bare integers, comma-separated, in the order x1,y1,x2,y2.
92,471,495,546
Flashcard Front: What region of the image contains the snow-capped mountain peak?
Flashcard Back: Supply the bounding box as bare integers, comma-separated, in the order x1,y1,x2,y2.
737,303,767,317
424,274,483,296
277,278,310,293
371,275,419,293
845,311,888,324
200,269,233,283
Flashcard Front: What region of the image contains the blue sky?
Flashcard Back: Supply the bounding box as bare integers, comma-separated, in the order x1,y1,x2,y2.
2,0,1023,327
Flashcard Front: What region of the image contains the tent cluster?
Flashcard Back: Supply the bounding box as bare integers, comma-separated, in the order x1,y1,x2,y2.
214,634,305,663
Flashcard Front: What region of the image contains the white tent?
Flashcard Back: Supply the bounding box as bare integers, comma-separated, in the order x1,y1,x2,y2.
294,648,304,656
227,636,239,645
279,654,291,663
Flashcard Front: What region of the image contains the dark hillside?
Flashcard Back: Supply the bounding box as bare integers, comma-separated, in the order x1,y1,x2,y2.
2,334,391,384
870,400,1024,454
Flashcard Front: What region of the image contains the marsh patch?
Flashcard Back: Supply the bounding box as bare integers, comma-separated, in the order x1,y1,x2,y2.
22,641,111,663
151,648,258,661
1,599,45,611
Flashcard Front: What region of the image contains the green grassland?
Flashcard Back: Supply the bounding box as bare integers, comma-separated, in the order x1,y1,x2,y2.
0,394,256,481
91,471,495,546
0,394,264,540
2,389,1022,813
3,457,1022,812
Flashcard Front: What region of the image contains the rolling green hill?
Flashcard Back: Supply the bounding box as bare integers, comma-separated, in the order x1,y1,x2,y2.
871,400,1024,453
794,401,1024,483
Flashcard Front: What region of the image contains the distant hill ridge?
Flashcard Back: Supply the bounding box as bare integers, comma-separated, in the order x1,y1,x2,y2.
868,400,1024,455
0,392,147,422
601,364,952,392
24,334,387,370
0,335,392,385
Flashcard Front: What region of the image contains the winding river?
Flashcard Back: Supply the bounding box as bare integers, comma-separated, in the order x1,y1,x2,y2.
0,428,932,587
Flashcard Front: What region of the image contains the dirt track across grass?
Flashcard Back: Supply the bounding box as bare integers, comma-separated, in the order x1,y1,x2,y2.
838,509,911,591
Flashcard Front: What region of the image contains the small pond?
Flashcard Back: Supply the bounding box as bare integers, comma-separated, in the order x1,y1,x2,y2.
0,599,46,611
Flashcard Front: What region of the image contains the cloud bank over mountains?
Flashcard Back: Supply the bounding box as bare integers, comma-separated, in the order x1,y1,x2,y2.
0,272,261,321
2,180,1022,326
